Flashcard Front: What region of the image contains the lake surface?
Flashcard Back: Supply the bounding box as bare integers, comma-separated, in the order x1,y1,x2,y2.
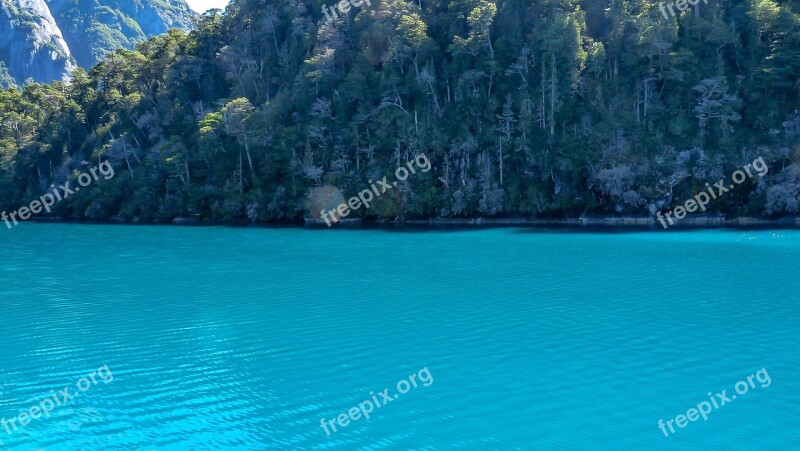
0,224,798,449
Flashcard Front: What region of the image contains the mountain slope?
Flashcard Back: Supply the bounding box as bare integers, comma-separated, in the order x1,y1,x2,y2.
45,0,195,68
0,0,194,84
2,0,800,223
0,0,75,84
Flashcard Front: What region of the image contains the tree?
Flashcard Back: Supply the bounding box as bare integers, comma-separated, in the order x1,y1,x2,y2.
222,97,256,174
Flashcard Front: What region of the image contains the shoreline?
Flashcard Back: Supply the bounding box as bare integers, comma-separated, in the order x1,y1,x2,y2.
20,214,800,230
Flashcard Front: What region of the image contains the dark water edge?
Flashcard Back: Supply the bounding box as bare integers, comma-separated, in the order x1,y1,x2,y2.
22,215,800,233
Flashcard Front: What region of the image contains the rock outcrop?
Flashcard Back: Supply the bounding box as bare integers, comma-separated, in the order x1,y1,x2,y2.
45,0,196,68
0,0,75,84
0,0,194,85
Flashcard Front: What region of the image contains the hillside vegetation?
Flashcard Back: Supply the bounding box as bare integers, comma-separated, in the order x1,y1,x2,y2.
1,0,799,223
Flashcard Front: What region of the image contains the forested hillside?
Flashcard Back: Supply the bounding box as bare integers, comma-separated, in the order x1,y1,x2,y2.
1,0,799,224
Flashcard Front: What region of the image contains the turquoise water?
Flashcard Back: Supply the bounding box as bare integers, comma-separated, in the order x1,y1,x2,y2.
0,224,798,449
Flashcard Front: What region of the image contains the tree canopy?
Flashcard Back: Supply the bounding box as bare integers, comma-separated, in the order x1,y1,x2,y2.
1,0,799,223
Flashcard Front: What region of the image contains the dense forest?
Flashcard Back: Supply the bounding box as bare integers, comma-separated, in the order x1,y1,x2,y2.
1,0,799,224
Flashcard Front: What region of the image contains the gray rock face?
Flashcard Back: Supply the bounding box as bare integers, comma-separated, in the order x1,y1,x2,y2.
45,0,196,68
0,0,194,85
0,0,76,84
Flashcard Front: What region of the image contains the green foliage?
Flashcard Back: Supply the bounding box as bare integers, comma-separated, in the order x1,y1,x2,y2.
0,62,17,90
1,0,800,224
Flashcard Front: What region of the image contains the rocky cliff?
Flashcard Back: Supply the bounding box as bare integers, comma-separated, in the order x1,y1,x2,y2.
0,0,194,85
0,0,76,84
46,0,196,68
